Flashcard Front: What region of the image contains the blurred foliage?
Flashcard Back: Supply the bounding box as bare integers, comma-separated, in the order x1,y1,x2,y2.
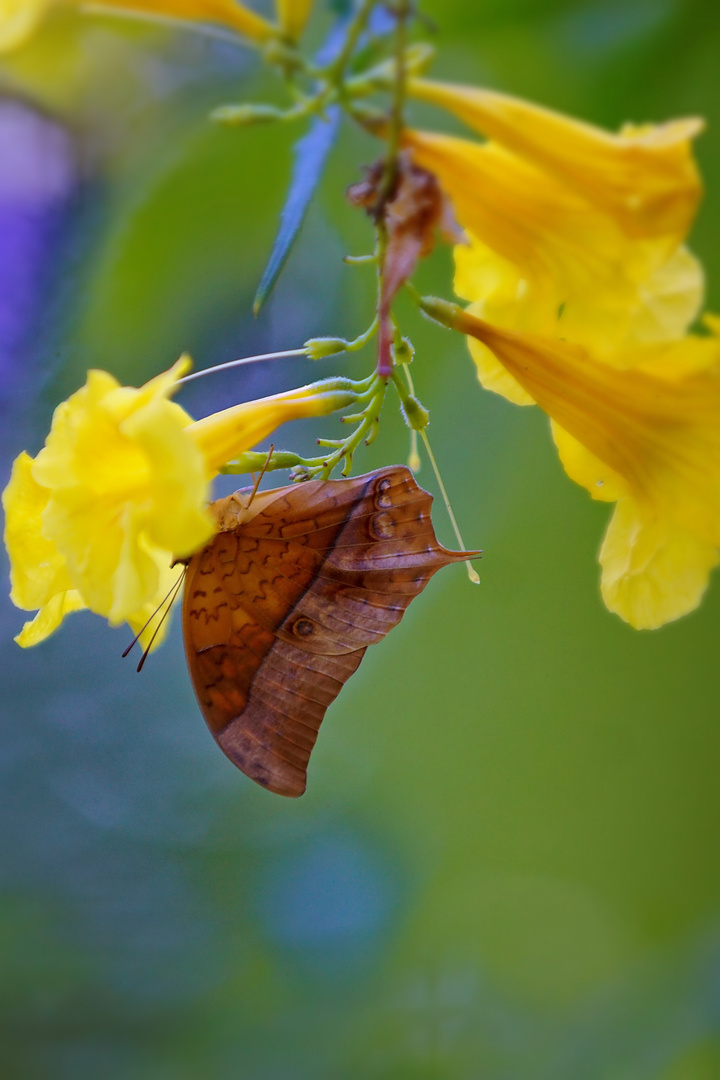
1,1,720,1077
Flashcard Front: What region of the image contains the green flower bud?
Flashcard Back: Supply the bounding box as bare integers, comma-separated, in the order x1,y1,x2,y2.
400,396,430,431
211,103,285,126
304,337,350,360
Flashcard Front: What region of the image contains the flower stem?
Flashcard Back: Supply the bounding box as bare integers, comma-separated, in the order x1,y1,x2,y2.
378,0,410,207
322,0,379,86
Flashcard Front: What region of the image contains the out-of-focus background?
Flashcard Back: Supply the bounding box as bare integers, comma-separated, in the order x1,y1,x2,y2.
2,1,720,1077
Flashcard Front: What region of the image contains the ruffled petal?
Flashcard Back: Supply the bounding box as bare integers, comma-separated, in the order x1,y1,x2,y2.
106,504,172,625
2,451,73,610
600,498,719,629
119,389,213,557
15,590,86,647
106,355,191,422
631,245,704,347
33,369,124,493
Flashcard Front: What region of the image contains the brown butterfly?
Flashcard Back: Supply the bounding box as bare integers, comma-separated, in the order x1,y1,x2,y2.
182,465,478,797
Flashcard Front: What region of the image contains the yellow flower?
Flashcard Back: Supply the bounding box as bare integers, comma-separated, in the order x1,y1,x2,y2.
398,80,705,403
0,0,53,52
3,360,355,647
94,0,275,41
408,78,704,241
0,0,275,53
275,0,313,41
422,296,720,629
403,129,704,403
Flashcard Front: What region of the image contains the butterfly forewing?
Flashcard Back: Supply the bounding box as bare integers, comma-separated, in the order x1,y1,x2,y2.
182,465,478,797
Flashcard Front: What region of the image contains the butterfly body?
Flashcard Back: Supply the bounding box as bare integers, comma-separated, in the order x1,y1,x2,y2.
182,465,476,797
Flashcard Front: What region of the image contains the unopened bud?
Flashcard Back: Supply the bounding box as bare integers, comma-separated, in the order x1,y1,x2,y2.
304,337,350,360
419,294,464,331
400,396,430,431
393,336,415,365
211,103,285,126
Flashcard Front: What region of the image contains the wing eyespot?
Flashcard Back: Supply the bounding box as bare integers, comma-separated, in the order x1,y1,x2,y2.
375,477,393,509
370,511,395,540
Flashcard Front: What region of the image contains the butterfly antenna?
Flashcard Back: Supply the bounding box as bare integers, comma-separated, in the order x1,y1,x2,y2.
136,569,187,672
122,568,186,660
247,444,274,508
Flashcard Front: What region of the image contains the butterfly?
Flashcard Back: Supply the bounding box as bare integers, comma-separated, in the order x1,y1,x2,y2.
182,465,478,796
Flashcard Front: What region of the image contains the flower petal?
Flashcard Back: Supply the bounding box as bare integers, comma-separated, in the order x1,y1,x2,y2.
463,314,535,407
408,78,704,240
600,498,719,629
88,0,275,43
0,0,53,52
406,130,702,357
631,245,704,348
275,0,313,40
119,389,212,557
26,360,211,627
15,589,86,647
2,451,73,610
551,422,630,503
32,369,123,493
188,380,359,473
436,303,720,532
106,354,191,421
107,504,173,624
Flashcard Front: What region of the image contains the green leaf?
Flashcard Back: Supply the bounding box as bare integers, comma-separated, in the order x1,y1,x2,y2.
253,107,341,315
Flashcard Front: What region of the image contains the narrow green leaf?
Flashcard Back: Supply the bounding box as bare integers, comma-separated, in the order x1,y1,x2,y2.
253,106,341,315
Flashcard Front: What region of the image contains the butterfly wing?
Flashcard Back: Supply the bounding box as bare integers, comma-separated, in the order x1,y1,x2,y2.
182,465,477,796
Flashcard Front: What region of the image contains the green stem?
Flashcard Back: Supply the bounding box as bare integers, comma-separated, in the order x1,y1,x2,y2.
218,372,386,481
377,0,410,207
300,374,388,479
220,450,309,475
322,0,379,86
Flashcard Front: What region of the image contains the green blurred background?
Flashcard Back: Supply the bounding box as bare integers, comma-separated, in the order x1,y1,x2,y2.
1,1,720,1077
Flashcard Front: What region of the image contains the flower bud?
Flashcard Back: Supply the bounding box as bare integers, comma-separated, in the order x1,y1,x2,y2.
211,104,285,126
400,396,430,431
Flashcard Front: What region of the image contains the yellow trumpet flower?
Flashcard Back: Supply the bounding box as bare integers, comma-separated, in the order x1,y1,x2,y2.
2,359,354,647
0,0,53,51
408,77,704,241
404,129,704,394
0,0,275,53
275,0,313,41
423,296,720,629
